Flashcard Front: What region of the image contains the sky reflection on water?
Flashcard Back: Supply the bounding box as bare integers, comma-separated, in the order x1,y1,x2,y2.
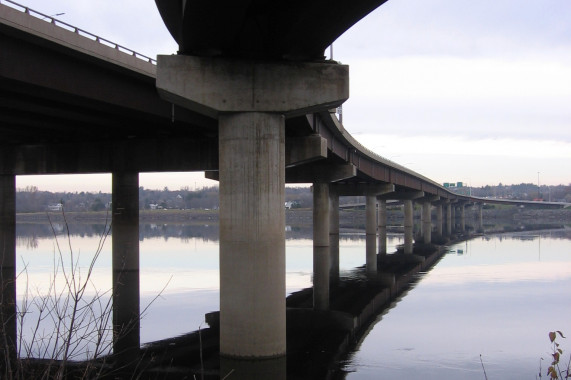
14,223,571,378
344,229,571,380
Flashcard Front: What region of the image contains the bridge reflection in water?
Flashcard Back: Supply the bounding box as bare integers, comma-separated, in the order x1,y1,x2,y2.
7,216,499,378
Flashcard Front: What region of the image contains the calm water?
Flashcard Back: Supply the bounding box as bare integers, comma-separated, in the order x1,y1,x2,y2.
14,222,571,378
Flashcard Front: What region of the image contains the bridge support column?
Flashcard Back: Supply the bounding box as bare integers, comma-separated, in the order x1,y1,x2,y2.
329,186,340,282
422,201,432,244
377,199,387,255
0,175,16,362
445,203,452,236
477,203,484,233
460,204,466,231
403,200,414,254
451,206,456,231
219,113,286,356
112,172,140,363
366,195,377,275
157,55,348,358
313,182,330,310
435,203,443,240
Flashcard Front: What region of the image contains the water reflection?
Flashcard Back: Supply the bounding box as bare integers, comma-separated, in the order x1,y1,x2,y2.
342,227,571,380
12,221,571,379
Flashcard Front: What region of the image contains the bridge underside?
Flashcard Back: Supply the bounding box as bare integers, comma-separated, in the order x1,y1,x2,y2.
156,0,389,61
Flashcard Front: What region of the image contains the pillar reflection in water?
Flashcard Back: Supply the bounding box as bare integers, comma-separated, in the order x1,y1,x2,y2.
220,356,286,380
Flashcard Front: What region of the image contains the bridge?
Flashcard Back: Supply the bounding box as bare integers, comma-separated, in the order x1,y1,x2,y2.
1,0,564,370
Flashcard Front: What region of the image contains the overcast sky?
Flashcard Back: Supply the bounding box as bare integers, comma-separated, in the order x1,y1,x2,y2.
13,0,571,192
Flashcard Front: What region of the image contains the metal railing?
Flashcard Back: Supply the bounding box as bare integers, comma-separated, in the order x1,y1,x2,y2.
1,0,157,64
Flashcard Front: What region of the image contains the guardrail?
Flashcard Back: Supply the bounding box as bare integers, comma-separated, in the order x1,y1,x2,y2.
0,0,157,65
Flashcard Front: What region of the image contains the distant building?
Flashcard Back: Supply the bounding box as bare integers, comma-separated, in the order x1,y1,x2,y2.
47,203,63,212
285,201,300,209
443,182,471,196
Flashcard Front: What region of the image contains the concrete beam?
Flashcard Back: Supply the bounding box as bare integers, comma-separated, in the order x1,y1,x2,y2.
157,55,349,118
285,135,328,168
1,138,218,175
332,183,394,197
378,190,424,201
203,135,329,183
0,3,155,78
419,195,440,203
286,162,356,183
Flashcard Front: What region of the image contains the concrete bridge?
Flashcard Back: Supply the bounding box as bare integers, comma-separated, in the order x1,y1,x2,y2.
1,0,565,369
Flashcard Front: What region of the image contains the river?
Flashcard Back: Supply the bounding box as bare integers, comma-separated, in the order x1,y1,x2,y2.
13,220,571,378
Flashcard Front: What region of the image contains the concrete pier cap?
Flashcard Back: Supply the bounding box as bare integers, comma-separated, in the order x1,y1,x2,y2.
156,55,349,118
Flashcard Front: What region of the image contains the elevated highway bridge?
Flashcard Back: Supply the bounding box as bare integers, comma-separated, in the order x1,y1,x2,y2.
1,0,567,367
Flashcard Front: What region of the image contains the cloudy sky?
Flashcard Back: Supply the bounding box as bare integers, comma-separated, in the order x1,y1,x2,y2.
13,0,571,192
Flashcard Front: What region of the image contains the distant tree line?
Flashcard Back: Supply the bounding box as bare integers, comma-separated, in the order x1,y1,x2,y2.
15,186,315,213
470,183,571,202
15,183,571,213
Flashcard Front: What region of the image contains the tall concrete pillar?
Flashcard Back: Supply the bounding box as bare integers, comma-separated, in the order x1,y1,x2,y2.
446,203,452,236
477,203,484,233
329,187,340,282
157,55,348,358
403,200,414,254
451,205,456,231
460,204,466,231
313,183,330,310
377,199,387,255
219,113,286,357
435,203,443,239
422,201,432,244
112,172,140,362
366,195,377,275
0,175,16,361
415,201,422,240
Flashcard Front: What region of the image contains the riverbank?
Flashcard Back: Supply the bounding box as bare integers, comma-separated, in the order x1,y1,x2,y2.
16,207,571,227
